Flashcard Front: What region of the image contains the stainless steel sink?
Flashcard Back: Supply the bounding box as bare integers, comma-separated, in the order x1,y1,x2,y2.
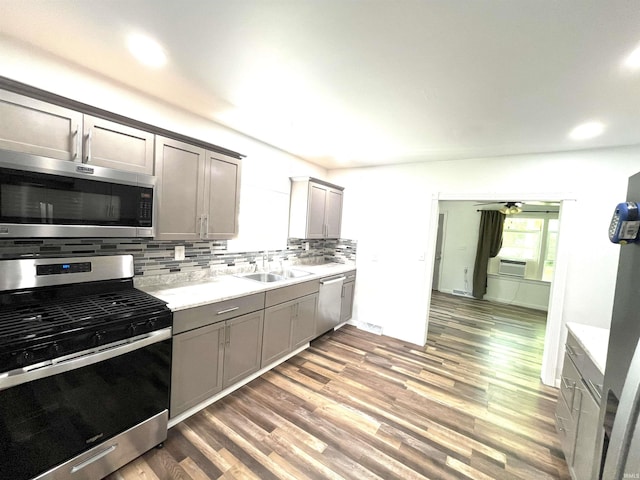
274,269,312,279
239,269,311,283
241,272,285,282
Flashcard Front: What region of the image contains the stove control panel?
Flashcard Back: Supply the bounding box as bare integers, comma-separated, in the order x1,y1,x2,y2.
36,262,92,276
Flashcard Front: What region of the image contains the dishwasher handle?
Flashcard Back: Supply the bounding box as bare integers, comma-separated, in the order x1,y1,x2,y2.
320,276,346,286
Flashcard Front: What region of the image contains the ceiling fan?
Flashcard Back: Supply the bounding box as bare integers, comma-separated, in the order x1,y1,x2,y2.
474,201,524,214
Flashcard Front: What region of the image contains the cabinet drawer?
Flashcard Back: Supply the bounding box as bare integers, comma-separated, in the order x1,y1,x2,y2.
174,293,265,334
566,331,585,374
344,270,357,283
265,279,320,308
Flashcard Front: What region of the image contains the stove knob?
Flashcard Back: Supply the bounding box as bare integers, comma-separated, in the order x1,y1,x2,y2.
91,332,104,347
16,350,33,367
49,343,63,357
128,323,138,336
146,318,157,329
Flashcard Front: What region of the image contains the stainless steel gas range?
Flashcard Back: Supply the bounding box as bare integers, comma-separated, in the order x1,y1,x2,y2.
0,254,172,480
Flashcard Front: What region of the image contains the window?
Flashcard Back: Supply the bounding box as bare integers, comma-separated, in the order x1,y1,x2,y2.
489,213,559,282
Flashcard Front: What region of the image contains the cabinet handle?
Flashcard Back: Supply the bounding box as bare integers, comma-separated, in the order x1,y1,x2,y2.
554,414,567,433
199,215,205,239
204,214,209,239
587,379,603,401
71,124,80,160
341,286,345,298
560,376,574,390
217,306,239,315
226,325,231,346
84,128,92,164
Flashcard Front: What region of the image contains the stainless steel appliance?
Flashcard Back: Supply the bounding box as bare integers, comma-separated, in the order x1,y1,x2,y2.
0,254,172,480
316,274,345,335
0,149,155,238
600,171,640,479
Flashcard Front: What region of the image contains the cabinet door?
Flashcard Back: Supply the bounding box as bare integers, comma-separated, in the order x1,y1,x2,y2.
223,311,264,388
83,115,154,175
292,293,318,349
573,387,601,480
340,281,355,323
155,136,206,240
171,322,225,417
0,90,82,161
306,184,327,238
262,301,295,366
204,151,241,239
325,188,343,238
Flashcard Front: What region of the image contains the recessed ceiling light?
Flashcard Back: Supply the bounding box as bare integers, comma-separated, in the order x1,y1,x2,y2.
623,45,640,70
127,34,167,68
569,121,605,141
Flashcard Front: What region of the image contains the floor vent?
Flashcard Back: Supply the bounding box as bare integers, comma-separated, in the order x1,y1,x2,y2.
452,289,473,297
356,322,383,335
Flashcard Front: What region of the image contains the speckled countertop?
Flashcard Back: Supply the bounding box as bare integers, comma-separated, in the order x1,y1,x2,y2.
566,322,610,374
139,262,356,312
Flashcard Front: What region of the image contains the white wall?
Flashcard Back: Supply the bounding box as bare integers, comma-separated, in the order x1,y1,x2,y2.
329,147,640,381
0,39,327,252
436,201,479,296
485,275,551,311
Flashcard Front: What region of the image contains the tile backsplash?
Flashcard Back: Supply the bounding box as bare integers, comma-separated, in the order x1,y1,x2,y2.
0,237,357,278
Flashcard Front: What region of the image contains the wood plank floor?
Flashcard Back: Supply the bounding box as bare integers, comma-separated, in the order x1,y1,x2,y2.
106,291,569,480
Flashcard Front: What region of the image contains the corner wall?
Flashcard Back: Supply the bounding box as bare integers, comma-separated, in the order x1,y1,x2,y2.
329,146,640,382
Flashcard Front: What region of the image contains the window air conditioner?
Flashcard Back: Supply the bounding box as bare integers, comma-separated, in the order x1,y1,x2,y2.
498,259,526,277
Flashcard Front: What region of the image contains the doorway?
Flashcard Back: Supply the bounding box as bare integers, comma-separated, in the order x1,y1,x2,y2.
427,194,573,386
432,213,445,291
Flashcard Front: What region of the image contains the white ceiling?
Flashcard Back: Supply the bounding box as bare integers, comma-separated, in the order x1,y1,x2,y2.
1,1,639,169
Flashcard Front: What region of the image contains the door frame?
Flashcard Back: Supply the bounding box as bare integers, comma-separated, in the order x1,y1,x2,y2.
432,212,448,291
427,192,575,386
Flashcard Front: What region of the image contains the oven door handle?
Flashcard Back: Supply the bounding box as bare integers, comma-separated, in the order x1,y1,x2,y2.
0,327,171,391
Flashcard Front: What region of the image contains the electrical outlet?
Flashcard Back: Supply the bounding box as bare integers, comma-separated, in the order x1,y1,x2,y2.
464,266,468,274
174,245,185,261
305,242,310,251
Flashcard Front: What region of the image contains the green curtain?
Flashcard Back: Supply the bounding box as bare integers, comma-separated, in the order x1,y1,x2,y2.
472,210,505,299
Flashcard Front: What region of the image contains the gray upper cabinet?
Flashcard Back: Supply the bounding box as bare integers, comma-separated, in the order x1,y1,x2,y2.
155,137,241,241
289,177,344,239
205,151,241,239
0,90,82,161
83,115,154,175
155,136,206,241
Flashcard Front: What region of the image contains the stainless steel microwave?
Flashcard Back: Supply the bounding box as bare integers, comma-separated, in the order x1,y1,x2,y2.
0,149,155,238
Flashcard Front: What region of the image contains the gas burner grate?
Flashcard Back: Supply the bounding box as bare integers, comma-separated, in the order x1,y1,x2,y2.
0,289,167,345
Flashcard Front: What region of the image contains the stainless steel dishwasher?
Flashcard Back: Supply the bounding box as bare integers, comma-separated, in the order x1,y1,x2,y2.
316,275,346,336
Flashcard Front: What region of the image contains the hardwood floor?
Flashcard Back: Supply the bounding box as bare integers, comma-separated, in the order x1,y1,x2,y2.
106,291,569,480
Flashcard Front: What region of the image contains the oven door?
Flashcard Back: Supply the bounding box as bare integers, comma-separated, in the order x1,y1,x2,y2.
0,329,171,480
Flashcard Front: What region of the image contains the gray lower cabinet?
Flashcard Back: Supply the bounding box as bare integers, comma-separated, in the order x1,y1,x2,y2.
171,321,225,417
573,386,600,480
222,310,264,387
262,292,319,367
170,293,266,418
340,271,356,323
292,294,318,349
555,330,604,479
